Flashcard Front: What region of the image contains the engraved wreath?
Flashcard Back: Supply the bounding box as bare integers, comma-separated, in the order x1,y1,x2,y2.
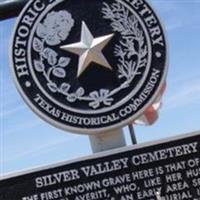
32,1,148,109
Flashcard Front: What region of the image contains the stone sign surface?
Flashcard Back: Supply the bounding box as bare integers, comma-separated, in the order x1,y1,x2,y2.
1,132,200,200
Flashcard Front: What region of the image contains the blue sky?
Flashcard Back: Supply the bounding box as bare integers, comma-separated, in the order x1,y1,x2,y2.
0,0,200,175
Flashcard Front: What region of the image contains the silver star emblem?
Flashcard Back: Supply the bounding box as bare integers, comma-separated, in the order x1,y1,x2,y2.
60,21,114,77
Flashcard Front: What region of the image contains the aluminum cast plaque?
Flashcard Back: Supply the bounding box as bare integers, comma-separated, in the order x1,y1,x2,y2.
1,132,199,200
11,0,167,134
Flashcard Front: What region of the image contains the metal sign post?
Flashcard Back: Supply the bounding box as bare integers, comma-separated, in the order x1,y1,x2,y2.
89,124,138,154
89,129,126,153
128,125,137,145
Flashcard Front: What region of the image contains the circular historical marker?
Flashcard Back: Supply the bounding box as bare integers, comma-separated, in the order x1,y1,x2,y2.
11,0,168,134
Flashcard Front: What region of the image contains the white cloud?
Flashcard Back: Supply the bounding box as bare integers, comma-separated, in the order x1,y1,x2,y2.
164,79,200,111
2,135,79,163
151,0,178,13
0,104,26,118
4,118,42,135
151,0,200,32
165,21,183,31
